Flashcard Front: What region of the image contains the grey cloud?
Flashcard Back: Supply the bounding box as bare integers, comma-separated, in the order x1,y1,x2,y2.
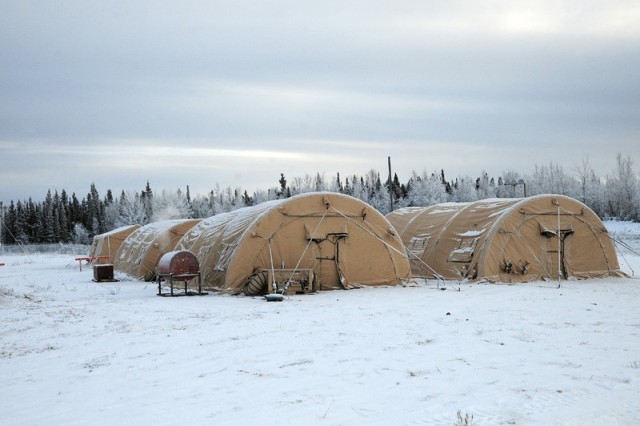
1,1,639,201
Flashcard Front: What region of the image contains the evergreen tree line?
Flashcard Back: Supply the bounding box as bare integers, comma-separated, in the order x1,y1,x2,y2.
1,153,638,245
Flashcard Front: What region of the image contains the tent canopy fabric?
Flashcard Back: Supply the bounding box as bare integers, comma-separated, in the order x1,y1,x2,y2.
89,224,141,262
386,194,622,283
175,192,411,294
113,219,201,281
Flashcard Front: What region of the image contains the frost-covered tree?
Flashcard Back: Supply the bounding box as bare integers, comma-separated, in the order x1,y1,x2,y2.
314,172,327,192
496,170,523,198
606,153,638,220
85,183,105,235
343,176,352,196
2,201,17,244
476,171,496,199
332,172,344,193
241,190,253,207
404,170,448,207
353,169,390,213
526,162,578,197
73,223,91,244
350,175,367,202
220,187,244,213
368,183,392,214
141,181,153,223
3,152,639,246
40,190,56,242
151,188,194,221
115,192,147,227
252,188,279,205
58,190,71,242
190,190,217,218
290,174,317,195
574,157,606,217
450,176,478,202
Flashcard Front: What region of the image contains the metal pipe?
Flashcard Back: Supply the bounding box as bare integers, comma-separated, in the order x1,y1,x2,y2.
388,156,394,212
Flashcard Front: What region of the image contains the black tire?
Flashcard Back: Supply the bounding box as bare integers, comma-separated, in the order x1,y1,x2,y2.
310,271,320,292
244,271,268,296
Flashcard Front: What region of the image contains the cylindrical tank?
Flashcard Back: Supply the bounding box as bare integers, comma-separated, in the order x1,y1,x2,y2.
157,250,199,277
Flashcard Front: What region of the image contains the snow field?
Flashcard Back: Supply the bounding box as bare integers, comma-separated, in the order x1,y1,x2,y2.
1,223,639,425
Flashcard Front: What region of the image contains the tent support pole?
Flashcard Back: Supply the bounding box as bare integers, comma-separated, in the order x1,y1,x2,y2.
267,240,276,293
557,203,562,288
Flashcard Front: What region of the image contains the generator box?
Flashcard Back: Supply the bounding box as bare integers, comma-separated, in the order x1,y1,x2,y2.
93,264,115,282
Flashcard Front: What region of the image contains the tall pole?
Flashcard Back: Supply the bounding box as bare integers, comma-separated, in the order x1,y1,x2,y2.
388,156,394,212
557,202,562,287
0,201,3,252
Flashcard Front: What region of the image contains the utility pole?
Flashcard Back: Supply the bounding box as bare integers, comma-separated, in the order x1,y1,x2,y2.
388,156,394,212
0,201,3,252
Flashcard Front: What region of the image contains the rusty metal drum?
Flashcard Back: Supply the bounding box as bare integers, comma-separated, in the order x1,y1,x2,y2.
157,250,199,277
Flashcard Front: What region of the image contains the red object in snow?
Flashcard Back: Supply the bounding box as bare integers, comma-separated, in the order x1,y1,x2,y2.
156,251,204,297
157,251,200,277
74,256,112,271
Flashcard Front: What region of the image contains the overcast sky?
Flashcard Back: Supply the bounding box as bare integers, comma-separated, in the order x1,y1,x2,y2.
1,1,639,202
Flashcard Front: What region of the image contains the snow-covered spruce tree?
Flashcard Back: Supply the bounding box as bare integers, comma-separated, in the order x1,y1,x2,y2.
221,187,244,213
115,191,147,227
360,170,390,214
252,187,279,205
191,189,218,218
72,222,91,245
475,171,496,199
103,196,121,231
404,170,448,207
59,190,71,242
68,193,83,232
314,172,327,192
277,173,288,198
40,190,56,243
332,172,344,193
3,200,28,244
350,175,367,202
241,190,253,207
450,176,478,202
150,188,195,221
86,183,105,236
384,172,405,210
369,183,392,215
342,176,352,196
141,181,153,224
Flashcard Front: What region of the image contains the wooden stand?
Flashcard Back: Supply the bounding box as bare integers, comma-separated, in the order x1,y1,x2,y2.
157,273,207,297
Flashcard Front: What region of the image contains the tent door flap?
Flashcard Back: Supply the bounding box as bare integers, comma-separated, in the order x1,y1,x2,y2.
448,238,478,263
305,223,348,242
539,222,573,238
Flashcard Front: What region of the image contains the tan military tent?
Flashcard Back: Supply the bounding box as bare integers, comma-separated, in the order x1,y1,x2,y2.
89,224,140,262
175,192,411,294
386,194,621,282
113,219,201,281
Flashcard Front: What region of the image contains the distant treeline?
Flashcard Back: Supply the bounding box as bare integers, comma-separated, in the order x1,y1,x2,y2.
1,153,638,245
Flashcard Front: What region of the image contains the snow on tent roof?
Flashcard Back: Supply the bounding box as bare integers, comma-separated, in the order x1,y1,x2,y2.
113,219,201,281
174,192,411,294
89,224,141,261
386,194,622,283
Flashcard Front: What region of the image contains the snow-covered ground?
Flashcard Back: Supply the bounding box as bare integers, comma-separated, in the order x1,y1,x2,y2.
1,222,639,426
